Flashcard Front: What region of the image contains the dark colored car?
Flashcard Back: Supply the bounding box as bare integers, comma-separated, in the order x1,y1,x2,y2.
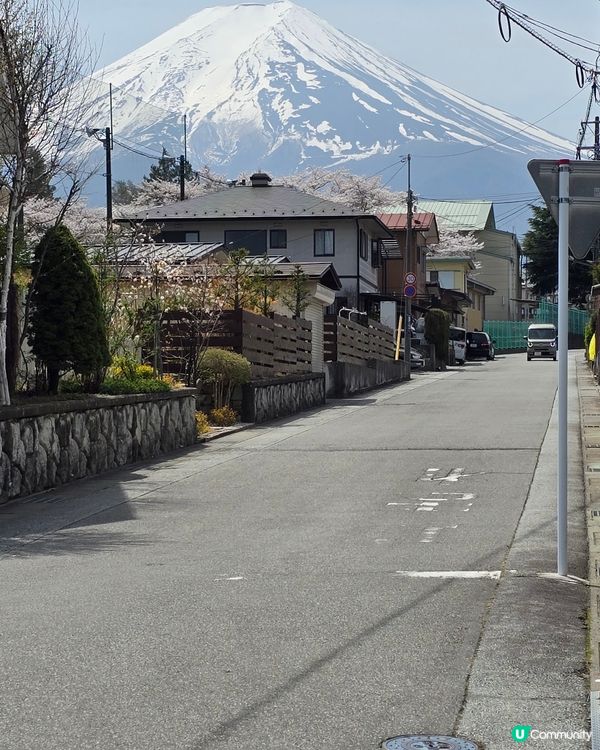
466,331,495,360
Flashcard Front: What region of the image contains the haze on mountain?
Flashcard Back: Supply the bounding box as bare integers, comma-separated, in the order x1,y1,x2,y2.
82,0,574,212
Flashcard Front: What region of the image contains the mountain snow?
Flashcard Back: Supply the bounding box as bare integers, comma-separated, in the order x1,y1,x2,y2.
81,1,575,211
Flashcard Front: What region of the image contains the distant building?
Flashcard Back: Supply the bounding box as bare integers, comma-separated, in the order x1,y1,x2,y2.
417,199,521,322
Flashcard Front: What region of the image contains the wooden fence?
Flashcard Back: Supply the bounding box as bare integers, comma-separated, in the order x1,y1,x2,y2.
324,315,396,365
158,308,313,381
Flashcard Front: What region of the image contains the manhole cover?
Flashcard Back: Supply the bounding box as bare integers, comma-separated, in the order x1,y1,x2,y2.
382,737,480,750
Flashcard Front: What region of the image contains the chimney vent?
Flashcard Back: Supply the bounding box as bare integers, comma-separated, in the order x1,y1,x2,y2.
250,172,272,187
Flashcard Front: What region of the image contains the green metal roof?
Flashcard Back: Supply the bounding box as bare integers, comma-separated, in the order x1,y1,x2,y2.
383,199,495,232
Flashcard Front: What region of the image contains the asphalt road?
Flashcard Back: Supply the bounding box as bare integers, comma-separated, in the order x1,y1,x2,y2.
0,353,585,749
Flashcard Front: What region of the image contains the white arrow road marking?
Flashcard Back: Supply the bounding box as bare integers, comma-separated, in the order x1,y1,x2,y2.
419,524,459,543
214,575,244,582
421,467,469,482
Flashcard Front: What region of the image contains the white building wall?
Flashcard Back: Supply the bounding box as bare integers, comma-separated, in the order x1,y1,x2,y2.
158,217,380,304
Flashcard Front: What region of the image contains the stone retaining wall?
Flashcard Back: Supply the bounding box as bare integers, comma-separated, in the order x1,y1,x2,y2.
0,389,196,503
242,374,326,424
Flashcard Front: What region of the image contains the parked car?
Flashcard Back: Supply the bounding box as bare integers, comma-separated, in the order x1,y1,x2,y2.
400,348,425,369
466,331,495,360
525,323,557,361
449,325,467,365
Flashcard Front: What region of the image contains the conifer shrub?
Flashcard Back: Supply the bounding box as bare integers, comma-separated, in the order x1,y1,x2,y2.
28,224,110,393
425,308,450,366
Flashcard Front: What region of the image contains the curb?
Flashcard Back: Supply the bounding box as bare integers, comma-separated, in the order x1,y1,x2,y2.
197,422,255,443
576,358,600,744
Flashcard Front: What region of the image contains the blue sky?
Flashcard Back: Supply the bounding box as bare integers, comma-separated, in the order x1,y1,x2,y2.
78,0,600,141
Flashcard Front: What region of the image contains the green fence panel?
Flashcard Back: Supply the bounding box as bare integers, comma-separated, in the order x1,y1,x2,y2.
483,320,530,350
484,302,589,351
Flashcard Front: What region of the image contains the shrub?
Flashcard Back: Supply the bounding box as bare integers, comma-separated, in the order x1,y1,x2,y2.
161,373,185,389
584,312,597,351
136,364,155,380
100,377,171,395
197,348,251,408
195,411,211,436
59,379,85,394
28,224,110,393
209,405,237,426
110,356,155,380
425,309,450,366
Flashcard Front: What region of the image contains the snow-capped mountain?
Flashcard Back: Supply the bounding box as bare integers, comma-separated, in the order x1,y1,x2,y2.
81,1,574,211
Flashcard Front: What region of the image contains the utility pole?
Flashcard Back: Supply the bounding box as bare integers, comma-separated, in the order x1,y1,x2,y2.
85,126,113,233
179,155,186,201
104,127,112,232
576,116,600,160
404,154,413,368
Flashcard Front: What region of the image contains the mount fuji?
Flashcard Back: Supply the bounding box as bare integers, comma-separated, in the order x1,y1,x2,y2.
81,1,574,214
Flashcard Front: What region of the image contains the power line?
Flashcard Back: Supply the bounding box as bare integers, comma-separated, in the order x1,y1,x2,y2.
416,87,585,160
484,1,600,85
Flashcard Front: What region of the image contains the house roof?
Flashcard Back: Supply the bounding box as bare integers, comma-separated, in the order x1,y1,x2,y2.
271,261,342,291
377,212,436,231
382,200,495,232
427,254,476,271
467,277,496,295
120,184,392,237
99,242,226,264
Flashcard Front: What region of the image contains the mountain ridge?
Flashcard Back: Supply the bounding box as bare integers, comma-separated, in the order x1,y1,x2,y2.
80,1,574,224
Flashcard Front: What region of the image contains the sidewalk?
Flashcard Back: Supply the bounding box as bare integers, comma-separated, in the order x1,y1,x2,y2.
457,352,589,748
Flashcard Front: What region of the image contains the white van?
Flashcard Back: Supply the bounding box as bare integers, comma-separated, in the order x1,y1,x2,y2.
449,325,467,365
525,323,557,361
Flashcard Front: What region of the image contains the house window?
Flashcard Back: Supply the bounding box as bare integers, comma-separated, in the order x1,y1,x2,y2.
429,270,439,283
224,229,267,255
314,229,335,256
185,231,200,243
417,247,422,265
360,230,369,260
270,229,287,249
437,270,456,289
371,240,381,268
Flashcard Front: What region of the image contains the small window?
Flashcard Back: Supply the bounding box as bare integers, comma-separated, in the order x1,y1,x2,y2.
371,240,381,268
360,230,368,260
224,229,267,255
185,231,199,243
417,247,422,265
270,229,287,249
314,229,334,256
429,270,439,283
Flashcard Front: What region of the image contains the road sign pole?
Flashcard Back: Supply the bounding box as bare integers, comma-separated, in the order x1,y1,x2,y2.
557,159,570,576
404,155,413,372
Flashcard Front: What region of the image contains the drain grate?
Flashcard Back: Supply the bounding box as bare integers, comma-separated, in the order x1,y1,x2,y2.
382,737,480,750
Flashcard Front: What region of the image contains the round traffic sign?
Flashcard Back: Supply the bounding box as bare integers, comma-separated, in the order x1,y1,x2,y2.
404,284,417,298
405,272,417,285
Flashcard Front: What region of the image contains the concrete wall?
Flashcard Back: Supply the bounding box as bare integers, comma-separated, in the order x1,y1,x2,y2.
325,360,410,398
242,374,326,423
0,390,197,503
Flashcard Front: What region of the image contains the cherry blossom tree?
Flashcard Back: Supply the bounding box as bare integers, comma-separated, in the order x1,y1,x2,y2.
281,167,406,212
0,0,95,403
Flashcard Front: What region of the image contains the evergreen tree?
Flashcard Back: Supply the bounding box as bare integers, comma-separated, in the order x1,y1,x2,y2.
23,147,55,200
144,151,194,184
425,308,450,368
28,224,110,393
523,205,592,305
113,179,140,205
280,265,311,318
